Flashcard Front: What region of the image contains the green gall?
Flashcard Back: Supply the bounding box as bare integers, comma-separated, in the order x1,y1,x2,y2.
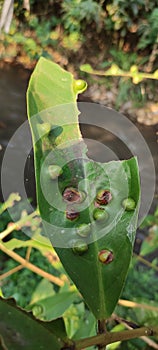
77,223,91,238
122,198,136,211
73,79,87,94
93,208,109,222
98,250,114,264
48,165,63,180
96,189,112,205
72,240,88,255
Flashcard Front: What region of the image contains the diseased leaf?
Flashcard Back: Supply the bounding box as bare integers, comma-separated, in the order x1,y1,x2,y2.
27,57,140,320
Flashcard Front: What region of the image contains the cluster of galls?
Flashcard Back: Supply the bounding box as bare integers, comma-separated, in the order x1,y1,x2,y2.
47,166,136,264
64,187,112,223
62,187,114,262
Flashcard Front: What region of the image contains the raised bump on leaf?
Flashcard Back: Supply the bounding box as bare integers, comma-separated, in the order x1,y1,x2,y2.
66,208,80,221
73,79,87,94
98,250,114,264
72,240,88,255
77,223,91,238
48,165,63,180
122,198,136,211
93,208,109,221
96,189,112,205
63,187,86,203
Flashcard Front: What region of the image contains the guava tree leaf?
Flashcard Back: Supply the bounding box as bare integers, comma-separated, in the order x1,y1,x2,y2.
0,297,63,350
4,236,53,254
30,278,55,305
27,57,140,320
27,291,77,321
72,311,96,340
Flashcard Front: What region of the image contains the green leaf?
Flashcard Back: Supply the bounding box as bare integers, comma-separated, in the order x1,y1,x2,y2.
30,278,55,305
140,225,158,256
0,297,62,350
72,310,96,340
4,236,53,255
27,291,77,321
27,57,140,320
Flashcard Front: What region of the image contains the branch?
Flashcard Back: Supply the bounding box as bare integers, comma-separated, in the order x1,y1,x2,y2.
0,241,64,287
118,299,158,312
0,210,38,240
113,314,158,350
134,253,158,272
0,264,23,280
74,326,158,349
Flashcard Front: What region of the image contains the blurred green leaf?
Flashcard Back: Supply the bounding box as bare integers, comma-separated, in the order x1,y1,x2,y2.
27,291,77,321
72,310,96,340
140,225,158,256
0,297,62,350
30,278,55,305
3,237,53,255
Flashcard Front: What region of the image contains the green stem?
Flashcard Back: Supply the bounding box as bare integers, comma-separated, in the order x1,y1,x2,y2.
0,210,38,240
74,326,157,350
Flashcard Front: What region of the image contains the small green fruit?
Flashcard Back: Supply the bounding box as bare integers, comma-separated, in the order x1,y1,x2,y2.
48,165,63,180
72,240,88,255
98,250,114,264
122,198,136,211
77,223,91,238
73,79,87,94
93,208,109,221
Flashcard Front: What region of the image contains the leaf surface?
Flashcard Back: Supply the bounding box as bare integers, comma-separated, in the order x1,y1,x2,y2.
27,57,140,319
0,297,62,350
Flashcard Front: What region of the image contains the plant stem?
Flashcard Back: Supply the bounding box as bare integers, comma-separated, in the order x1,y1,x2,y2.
0,241,64,287
98,320,107,350
134,253,158,272
113,314,158,350
0,210,38,240
75,326,158,350
118,299,158,312
0,264,23,280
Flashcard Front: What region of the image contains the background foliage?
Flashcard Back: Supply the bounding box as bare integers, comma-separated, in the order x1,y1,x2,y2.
0,1,158,348
0,0,158,108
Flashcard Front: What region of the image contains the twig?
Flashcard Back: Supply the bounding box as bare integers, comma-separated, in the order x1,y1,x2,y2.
25,246,32,261
118,299,158,312
0,264,23,281
98,320,107,350
134,253,158,272
75,326,158,349
113,314,158,349
0,241,64,287
80,65,158,82
140,336,158,349
145,40,158,73
0,210,38,241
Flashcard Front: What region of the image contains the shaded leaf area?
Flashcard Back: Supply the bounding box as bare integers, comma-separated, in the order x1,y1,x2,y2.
0,297,67,350
27,57,140,320
28,292,77,320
